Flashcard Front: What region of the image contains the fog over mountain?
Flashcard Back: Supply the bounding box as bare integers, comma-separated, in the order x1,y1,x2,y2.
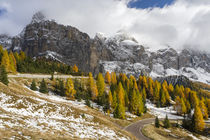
0,0,210,52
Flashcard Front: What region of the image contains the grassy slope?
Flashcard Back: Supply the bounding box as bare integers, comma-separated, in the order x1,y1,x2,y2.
0,77,136,140
142,122,209,140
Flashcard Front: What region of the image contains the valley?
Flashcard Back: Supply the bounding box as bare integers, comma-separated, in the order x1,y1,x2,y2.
0,74,209,140
0,8,210,140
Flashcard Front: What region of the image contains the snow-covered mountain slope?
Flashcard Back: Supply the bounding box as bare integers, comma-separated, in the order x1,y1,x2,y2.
96,32,210,84
0,34,12,49
0,78,130,139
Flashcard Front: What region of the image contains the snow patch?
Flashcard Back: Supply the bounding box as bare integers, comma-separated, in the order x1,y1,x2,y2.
146,100,183,119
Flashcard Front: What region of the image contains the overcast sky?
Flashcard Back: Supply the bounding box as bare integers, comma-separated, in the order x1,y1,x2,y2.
0,0,210,52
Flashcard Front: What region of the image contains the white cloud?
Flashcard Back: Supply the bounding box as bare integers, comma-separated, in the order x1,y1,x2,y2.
0,0,210,52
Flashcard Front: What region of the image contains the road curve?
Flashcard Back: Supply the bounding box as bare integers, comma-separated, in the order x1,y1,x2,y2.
124,118,155,140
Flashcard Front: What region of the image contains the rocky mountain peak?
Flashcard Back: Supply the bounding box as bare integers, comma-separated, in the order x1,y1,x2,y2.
107,30,138,45
31,11,46,24
0,34,12,49
0,12,209,84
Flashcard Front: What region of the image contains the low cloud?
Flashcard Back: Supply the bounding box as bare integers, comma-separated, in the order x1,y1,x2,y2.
0,0,210,52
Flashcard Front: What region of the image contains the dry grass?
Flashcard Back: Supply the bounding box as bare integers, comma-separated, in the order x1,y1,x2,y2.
142,123,205,140
0,77,138,140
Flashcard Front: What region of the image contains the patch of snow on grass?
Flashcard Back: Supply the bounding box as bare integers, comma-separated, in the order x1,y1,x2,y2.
146,100,183,119
0,90,129,140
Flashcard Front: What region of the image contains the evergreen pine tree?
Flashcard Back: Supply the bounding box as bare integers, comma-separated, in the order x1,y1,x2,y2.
114,102,125,119
50,73,54,81
30,79,37,91
163,115,171,128
155,116,160,128
85,99,91,107
112,91,117,109
0,65,9,85
59,80,65,96
39,79,48,93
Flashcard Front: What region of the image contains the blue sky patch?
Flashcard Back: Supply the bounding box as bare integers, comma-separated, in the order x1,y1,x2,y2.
128,0,175,9
0,8,7,16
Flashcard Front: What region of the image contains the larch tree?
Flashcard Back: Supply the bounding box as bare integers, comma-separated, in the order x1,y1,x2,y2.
96,73,105,105
168,84,174,100
162,85,170,105
160,89,166,107
207,99,210,116
184,88,191,100
72,64,78,73
142,87,147,103
108,90,113,107
105,72,111,85
190,91,199,108
129,89,138,114
199,98,208,119
137,93,144,116
97,73,105,96
9,52,16,73
142,76,148,90
194,105,205,132
111,72,117,86
154,81,161,102
174,96,182,115
1,50,10,72
138,76,143,89
65,78,76,98
148,77,154,99
88,72,98,100
181,98,187,115
117,82,125,106
19,51,26,61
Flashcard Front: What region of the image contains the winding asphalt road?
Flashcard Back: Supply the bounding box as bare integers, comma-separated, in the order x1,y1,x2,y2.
124,118,155,140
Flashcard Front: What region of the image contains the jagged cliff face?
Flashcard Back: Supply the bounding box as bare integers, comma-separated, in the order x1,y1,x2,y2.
0,12,210,84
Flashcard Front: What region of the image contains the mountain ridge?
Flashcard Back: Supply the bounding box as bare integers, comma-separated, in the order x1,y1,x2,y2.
0,12,210,84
